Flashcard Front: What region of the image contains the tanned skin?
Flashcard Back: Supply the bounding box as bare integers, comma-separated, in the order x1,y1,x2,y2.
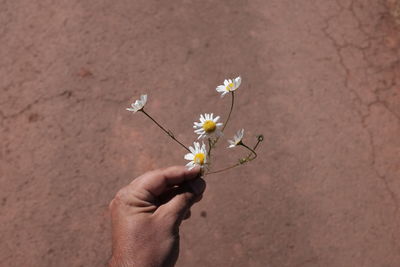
109,166,206,267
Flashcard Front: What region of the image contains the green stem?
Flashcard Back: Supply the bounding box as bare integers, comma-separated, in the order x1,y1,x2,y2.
240,142,257,160
206,163,240,175
221,91,235,132
206,135,264,176
212,91,235,148
207,138,212,157
141,109,190,152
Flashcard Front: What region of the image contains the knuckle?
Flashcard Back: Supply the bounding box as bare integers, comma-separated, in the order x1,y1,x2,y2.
182,192,194,204
108,199,115,210
147,169,163,177
113,187,130,203
114,189,124,200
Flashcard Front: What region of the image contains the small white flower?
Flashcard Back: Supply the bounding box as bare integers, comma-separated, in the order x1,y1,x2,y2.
228,129,244,148
193,113,223,139
216,76,241,97
126,94,147,112
184,142,207,170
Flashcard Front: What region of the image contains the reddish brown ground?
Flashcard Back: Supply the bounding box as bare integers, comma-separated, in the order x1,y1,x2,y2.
1,0,400,266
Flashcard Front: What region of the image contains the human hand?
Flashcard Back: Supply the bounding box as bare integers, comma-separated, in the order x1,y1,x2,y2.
108,166,206,267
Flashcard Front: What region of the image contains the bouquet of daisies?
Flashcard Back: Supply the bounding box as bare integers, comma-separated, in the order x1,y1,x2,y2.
126,76,263,176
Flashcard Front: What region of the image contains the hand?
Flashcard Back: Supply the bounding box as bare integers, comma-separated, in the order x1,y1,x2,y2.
108,166,206,267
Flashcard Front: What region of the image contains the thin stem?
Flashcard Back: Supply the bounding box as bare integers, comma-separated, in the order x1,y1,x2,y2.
221,91,235,132
212,91,235,148
240,142,257,160
141,109,190,152
207,138,212,157
206,163,240,175
253,135,264,151
206,135,264,176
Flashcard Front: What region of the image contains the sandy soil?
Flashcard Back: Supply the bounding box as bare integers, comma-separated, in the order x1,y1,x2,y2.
1,0,400,266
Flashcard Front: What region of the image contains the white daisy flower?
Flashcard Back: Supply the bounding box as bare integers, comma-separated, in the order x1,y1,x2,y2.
126,94,147,112
193,113,223,139
184,142,207,170
216,76,241,97
228,129,244,148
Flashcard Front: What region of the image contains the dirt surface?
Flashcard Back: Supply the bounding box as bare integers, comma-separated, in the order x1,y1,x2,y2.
1,0,400,266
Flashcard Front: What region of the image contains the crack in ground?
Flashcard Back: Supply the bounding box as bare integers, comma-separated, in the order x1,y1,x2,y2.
0,90,130,121
0,90,73,120
361,103,399,214
321,0,400,214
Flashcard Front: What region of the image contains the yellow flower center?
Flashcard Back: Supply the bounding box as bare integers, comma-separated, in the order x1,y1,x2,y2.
226,82,234,91
194,153,205,165
203,120,217,133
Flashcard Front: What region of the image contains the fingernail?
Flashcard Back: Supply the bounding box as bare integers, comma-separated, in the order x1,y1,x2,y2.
189,179,206,195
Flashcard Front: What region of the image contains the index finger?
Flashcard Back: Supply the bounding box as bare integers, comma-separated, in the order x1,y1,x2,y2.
134,166,201,197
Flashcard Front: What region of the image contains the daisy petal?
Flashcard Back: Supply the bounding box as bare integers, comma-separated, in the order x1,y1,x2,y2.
184,153,195,160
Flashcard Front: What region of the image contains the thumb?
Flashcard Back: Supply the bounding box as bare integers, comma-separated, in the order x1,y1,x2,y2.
156,178,206,225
